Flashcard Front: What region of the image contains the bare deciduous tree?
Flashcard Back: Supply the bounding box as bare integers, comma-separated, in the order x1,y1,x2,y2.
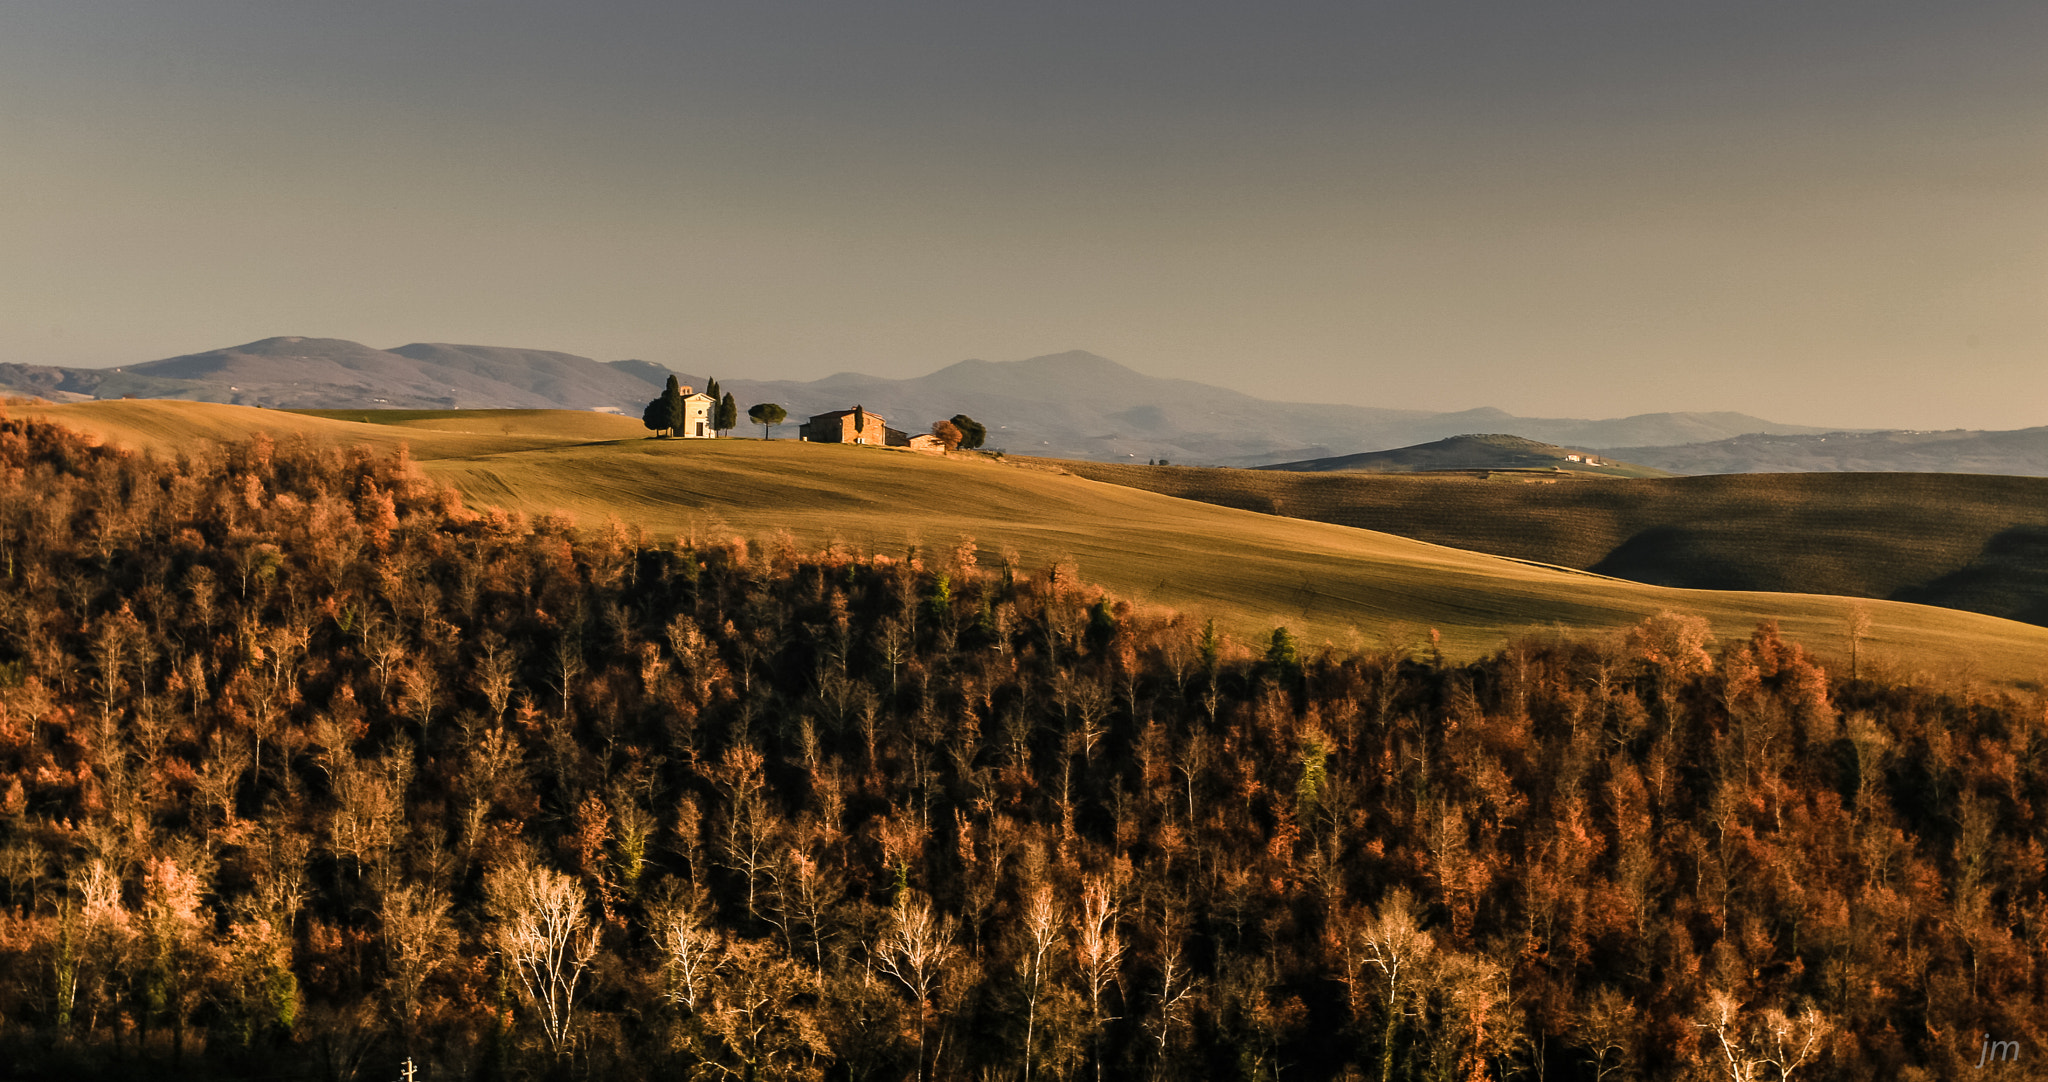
1146,900,1196,1082
473,634,519,720
1576,985,1638,1082
1019,883,1062,1082
1695,991,1831,1082
1350,887,1434,1082
56,860,134,1033
326,753,404,887
138,857,218,1066
380,884,454,1045
1072,874,1124,1082
875,893,955,1081
485,858,601,1055
696,939,827,1081
651,882,725,1012
707,742,778,918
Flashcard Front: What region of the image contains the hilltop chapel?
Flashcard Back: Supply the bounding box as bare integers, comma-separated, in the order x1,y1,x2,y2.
674,386,716,438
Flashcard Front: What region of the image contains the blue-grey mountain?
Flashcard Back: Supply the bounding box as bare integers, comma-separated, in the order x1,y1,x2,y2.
0,337,1927,467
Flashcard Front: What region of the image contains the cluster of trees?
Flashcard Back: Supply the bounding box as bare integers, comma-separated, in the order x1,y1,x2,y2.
930,415,986,453
0,411,2041,1081
949,415,986,450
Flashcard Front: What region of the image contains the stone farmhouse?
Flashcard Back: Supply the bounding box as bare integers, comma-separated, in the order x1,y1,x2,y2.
799,405,899,446
798,405,952,453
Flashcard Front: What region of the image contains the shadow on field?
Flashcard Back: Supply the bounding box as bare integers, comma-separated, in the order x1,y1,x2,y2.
1588,525,1762,591
1894,526,2048,626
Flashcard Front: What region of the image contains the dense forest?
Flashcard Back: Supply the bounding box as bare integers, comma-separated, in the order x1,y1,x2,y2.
0,412,2041,1081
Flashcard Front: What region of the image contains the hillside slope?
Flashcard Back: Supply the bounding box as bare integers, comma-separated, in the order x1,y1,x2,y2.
1,407,2029,1082
20,400,2048,685
1062,461,2048,627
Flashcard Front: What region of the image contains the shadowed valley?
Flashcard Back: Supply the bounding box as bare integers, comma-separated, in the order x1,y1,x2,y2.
1060,461,2048,628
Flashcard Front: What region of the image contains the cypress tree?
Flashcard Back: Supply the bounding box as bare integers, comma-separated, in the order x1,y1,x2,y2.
701,378,722,437
663,375,687,435
1264,626,1301,687
717,393,738,435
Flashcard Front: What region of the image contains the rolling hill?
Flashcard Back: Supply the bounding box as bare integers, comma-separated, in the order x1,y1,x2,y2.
1609,426,2048,476
1253,433,1669,478
17,399,2048,687
1059,461,2048,627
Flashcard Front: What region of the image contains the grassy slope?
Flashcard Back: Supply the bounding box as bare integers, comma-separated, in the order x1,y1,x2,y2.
25,401,645,459
289,408,652,441
23,401,2048,685
1061,461,2048,623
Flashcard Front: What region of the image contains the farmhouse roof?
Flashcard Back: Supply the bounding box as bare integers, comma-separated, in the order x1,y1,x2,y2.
807,405,884,421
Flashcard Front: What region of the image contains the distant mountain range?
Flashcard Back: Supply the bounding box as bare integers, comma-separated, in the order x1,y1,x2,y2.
0,336,1840,465
10,336,2042,473
1248,429,2048,479
1253,434,1670,478
0,337,663,412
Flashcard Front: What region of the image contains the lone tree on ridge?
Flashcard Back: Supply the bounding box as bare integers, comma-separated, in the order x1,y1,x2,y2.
748,403,787,440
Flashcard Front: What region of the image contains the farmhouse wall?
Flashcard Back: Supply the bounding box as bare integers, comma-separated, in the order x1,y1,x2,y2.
799,406,890,445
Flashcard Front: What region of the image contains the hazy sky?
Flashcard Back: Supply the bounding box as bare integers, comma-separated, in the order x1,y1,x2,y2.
3,2,2044,429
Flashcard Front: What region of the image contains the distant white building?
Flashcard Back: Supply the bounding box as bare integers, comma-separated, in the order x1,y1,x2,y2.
675,387,716,438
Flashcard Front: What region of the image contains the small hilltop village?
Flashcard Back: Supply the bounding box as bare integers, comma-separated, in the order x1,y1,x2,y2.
646,380,969,453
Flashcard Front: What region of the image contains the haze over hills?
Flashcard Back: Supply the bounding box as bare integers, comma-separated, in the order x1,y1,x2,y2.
1253,433,1670,478
0,336,661,410
1610,427,2048,476
688,353,1836,465
0,336,1832,464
